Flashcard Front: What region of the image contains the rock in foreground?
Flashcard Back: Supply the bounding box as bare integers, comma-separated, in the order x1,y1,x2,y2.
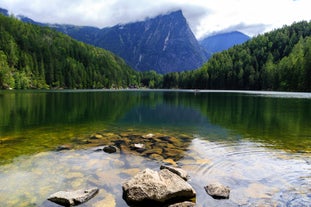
204,183,230,199
47,187,99,206
122,168,196,205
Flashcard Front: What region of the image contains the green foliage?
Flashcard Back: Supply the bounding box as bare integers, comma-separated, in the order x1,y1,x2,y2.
162,21,311,92
140,70,163,88
0,51,15,89
0,14,140,89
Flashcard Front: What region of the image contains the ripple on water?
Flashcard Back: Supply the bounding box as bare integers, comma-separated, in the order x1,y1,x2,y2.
178,138,311,206
0,136,310,207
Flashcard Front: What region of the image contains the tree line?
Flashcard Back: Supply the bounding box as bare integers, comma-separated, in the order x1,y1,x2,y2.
158,21,311,91
0,14,141,89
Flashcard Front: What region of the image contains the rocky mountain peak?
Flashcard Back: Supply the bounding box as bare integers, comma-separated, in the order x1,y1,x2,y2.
53,10,209,73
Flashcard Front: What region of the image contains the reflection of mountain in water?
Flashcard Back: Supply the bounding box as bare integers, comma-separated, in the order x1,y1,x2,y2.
118,103,229,137
120,104,204,125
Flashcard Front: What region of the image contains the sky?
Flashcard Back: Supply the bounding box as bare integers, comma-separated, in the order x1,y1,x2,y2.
0,0,310,39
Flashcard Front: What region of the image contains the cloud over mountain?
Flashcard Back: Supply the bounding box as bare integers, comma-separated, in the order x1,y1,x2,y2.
1,0,310,38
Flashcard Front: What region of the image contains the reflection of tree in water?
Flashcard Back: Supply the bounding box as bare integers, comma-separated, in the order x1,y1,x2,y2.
185,92,311,152
0,91,140,164
0,91,139,133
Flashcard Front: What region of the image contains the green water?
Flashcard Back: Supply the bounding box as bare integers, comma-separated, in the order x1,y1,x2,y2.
0,90,310,206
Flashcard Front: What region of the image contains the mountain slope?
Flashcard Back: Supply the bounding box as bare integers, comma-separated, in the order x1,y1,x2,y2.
200,31,250,54
52,10,208,73
0,14,140,89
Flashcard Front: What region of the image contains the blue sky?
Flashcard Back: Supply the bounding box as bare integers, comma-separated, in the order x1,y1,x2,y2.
0,0,310,39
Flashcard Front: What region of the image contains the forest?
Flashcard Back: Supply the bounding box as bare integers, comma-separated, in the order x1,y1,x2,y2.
0,14,141,89
1,13,311,92
159,21,311,91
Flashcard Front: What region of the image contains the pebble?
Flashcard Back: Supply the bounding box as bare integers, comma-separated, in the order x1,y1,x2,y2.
103,145,117,153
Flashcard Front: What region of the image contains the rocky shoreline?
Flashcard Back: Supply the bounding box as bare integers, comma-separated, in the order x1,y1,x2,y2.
47,131,230,206
60,131,195,165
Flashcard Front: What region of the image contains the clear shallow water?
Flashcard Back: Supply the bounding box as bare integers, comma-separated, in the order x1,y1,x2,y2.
0,90,310,206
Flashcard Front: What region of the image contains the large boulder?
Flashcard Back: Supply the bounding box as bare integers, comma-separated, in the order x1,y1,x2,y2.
122,168,196,205
47,187,99,206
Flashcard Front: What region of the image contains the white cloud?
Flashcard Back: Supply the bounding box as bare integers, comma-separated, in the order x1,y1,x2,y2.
0,0,310,38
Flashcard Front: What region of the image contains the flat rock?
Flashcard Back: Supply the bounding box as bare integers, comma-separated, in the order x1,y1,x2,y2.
47,187,99,206
204,183,230,199
160,165,189,181
122,168,196,205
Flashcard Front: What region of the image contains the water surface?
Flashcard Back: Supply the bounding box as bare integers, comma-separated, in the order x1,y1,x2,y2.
0,90,310,206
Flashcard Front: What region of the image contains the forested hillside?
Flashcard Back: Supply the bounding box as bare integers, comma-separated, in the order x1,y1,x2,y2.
162,21,311,91
0,14,140,89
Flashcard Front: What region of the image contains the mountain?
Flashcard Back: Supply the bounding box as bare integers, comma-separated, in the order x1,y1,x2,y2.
0,8,8,16
52,10,208,74
0,13,140,89
1,8,208,74
17,15,46,26
200,31,250,54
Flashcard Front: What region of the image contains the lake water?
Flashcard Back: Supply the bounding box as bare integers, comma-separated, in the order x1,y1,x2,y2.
0,90,310,206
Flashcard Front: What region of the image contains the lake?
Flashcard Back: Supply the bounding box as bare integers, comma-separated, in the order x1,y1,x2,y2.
0,90,310,206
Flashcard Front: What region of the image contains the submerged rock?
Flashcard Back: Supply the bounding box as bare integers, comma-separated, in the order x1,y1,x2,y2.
131,143,146,153
204,183,230,199
163,158,178,166
47,187,99,206
77,131,193,163
92,192,116,207
160,165,189,181
103,145,117,153
94,147,103,152
142,133,154,138
168,201,196,207
55,145,71,151
122,168,196,205
149,153,164,161
90,133,104,140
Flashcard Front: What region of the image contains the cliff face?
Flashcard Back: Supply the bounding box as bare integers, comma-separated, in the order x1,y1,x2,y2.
53,10,208,73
